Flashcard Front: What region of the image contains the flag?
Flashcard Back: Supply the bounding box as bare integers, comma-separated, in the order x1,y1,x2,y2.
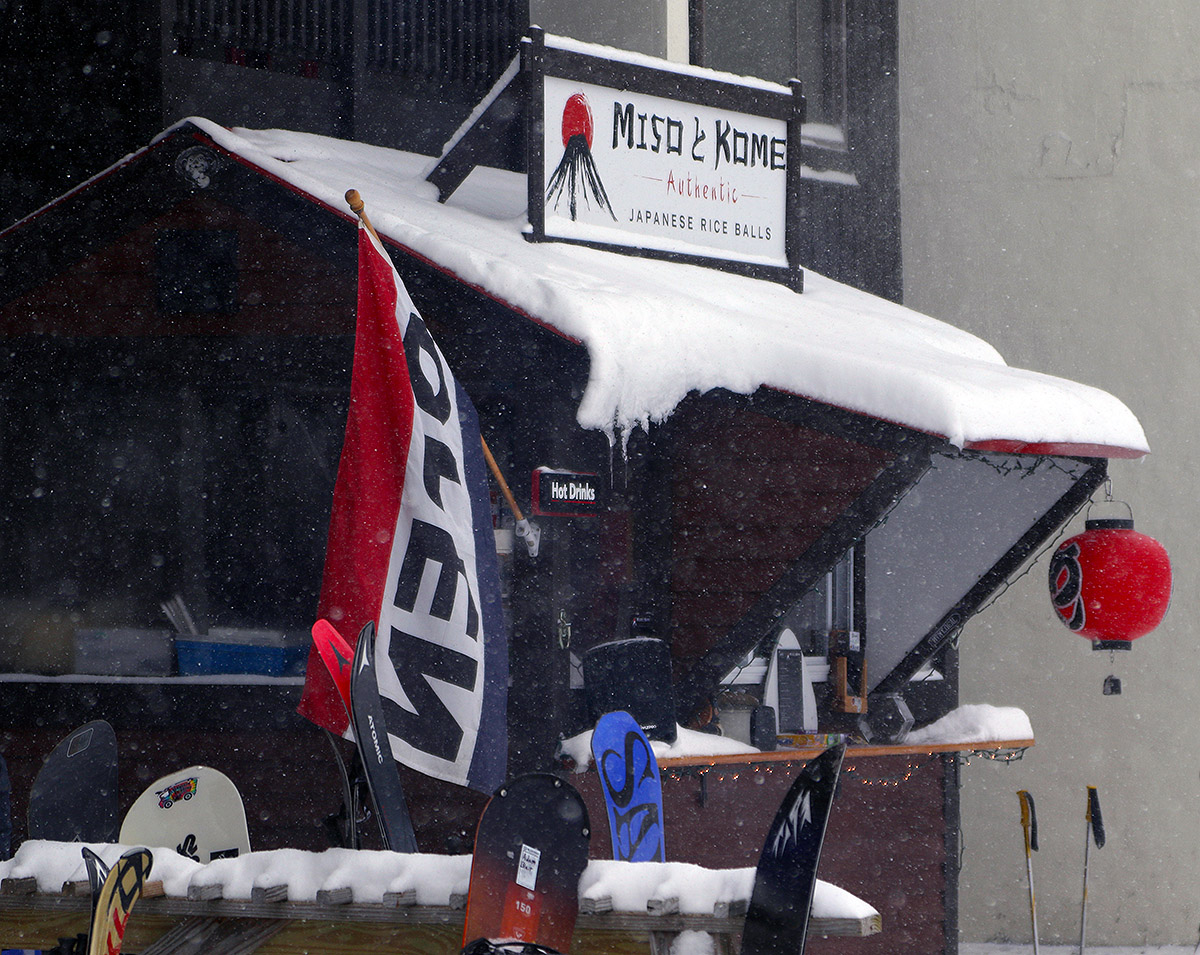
299,219,507,793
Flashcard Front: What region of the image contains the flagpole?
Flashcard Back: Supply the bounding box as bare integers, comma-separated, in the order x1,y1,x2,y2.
344,189,540,558
345,189,381,242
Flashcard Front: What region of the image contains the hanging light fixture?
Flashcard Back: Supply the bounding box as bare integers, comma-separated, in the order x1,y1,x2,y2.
1048,496,1172,654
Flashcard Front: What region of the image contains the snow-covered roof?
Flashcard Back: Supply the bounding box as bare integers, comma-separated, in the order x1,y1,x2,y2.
139,118,1143,457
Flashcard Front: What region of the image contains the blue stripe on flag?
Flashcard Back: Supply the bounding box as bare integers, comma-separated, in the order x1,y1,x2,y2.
457,382,508,793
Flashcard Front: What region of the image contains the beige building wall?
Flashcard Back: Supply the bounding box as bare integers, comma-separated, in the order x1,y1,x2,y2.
899,3,1200,945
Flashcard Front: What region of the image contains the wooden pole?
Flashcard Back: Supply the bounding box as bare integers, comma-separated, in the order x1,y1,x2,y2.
1018,790,1040,955
343,189,539,556
345,189,381,243
479,435,525,523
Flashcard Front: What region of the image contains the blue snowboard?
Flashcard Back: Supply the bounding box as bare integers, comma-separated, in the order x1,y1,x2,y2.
591,710,665,862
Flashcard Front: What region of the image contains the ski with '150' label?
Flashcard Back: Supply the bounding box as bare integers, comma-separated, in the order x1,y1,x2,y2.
350,620,419,853
740,742,846,955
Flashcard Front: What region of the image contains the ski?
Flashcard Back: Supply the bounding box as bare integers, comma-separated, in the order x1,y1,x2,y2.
312,619,368,849
28,721,119,844
323,729,366,850
739,742,846,955
311,618,354,711
86,846,152,955
119,765,250,863
462,773,591,955
1018,789,1040,955
349,620,419,853
590,710,665,862
81,847,110,918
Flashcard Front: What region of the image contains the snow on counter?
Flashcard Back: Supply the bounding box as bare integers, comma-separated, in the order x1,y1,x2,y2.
132,118,1146,457
559,724,760,772
0,840,877,921
906,704,1034,746
579,859,876,921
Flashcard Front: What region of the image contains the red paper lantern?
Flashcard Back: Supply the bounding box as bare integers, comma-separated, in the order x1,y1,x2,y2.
1048,517,1172,648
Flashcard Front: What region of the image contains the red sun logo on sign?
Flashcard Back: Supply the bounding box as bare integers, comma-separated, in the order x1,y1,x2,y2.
546,92,615,221
561,93,593,149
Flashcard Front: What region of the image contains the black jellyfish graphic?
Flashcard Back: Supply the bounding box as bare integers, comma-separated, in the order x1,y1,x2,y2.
545,92,617,221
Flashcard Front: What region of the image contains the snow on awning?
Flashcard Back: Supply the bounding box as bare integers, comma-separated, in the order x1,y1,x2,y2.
181,118,1148,458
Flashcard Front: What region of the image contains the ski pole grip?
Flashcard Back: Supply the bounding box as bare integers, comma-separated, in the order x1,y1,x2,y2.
1018,790,1038,853
1087,786,1105,848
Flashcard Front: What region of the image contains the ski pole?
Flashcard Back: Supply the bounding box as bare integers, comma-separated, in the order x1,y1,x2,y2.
1018,790,1040,955
1080,786,1105,955
480,436,540,557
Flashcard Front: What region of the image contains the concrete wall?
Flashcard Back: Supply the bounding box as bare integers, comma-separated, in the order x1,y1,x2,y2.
899,3,1200,945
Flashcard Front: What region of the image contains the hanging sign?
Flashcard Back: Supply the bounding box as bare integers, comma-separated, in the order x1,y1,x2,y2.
526,30,804,290
532,467,605,517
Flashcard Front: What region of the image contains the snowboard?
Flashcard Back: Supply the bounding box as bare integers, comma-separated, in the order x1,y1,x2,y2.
349,620,419,853
590,710,665,862
739,742,846,955
27,721,119,843
118,765,249,863
86,846,152,955
462,773,591,954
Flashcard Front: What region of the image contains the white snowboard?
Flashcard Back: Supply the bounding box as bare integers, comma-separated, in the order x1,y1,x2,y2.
119,765,251,863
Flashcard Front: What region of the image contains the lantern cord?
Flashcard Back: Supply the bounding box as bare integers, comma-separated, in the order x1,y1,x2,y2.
972,487,1093,619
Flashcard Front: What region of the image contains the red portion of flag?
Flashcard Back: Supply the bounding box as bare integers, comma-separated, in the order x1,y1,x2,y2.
298,225,415,733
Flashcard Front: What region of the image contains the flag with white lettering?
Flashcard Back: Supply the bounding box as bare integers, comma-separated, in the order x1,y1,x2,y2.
299,220,507,793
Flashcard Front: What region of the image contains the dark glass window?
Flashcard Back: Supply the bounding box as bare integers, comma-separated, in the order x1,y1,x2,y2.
692,0,847,138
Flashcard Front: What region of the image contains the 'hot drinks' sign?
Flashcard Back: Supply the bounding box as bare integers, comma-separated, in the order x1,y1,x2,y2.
527,31,804,290
532,468,605,517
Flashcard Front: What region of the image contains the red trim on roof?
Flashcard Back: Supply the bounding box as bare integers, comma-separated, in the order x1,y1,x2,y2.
0,134,180,240
963,438,1147,460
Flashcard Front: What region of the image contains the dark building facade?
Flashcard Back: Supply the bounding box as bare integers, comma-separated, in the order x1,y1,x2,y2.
0,0,900,299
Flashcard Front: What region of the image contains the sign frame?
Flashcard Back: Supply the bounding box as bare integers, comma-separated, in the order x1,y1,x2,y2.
525,29,805,292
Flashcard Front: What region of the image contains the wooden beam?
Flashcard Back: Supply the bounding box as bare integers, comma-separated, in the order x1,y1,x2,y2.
657,738,1035,770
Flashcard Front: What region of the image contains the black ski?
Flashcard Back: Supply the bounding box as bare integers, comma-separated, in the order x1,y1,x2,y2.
740,743,846,955
350,620,419,852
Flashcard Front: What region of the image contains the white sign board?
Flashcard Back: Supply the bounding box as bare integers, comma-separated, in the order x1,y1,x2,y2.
540,76,790,268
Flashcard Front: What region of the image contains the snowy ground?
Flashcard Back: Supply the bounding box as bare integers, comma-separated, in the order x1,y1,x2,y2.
962,946,1196,955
